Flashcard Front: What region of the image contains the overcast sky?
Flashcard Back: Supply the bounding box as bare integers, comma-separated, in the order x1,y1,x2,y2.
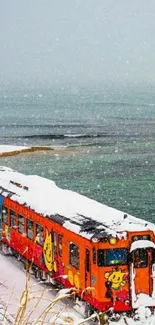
1,0,155,87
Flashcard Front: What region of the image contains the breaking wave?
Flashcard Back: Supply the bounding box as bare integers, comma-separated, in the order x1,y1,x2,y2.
11,133,110,140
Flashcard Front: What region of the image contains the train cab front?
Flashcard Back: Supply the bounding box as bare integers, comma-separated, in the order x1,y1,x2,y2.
129,231,155,309
96,236,131,313
95,231,155,314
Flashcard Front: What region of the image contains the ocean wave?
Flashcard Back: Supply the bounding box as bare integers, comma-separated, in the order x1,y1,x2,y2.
11,133,109,140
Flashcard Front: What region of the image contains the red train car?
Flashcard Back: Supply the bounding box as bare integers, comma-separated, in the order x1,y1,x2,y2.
0,166,155,316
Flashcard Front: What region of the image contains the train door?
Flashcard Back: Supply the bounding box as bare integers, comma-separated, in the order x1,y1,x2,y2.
85,248,91,288
0,195,3,240
130,246,153,306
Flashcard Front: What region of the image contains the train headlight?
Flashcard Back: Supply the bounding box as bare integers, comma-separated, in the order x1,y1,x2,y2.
109,237,117,245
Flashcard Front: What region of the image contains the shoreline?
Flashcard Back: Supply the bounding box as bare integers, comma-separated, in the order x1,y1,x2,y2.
0,145,89,158
0,146,53,157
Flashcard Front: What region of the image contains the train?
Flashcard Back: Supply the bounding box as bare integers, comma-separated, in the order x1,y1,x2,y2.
0,166,155,317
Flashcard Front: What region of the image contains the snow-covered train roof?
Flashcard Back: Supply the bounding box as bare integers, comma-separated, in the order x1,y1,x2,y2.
0,166,154,241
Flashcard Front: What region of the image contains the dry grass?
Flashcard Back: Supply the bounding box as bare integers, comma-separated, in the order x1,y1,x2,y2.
0,267,107,325
0,241,107,325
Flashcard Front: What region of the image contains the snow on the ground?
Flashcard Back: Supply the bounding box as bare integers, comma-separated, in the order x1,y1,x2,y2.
0,252,90,324
0,145,30,154
1,253,155,325
0,298,14,325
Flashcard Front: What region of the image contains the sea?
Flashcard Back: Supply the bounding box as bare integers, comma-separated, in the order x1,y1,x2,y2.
0,85,155,223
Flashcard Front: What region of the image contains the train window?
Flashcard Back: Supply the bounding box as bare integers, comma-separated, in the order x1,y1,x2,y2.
86,249,90,272
26,219,34,240
69,242,79,269
106,249,128,266
133,248,148,268
93,247,97,264
58,234,63,257
10,210,16,228
132,235,150,242
53,232,57,253
97,249,105,267
2,206,8,224
36,224,44,246
18,214,24,234
152,249,155,264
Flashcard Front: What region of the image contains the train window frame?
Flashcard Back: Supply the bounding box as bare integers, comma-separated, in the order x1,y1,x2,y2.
97,248,128,267
58,234,63,257
86,248,90,272
133,248,148,268
36,224,44,246
2,205,8,224
26,219,34,240
18,214,24,234
69,242,80,269
97,249,105,267
105,248,128,266
132,235,150,242
53,232,57,254
152,249,155,264
93,247,97,264
10,209,16,228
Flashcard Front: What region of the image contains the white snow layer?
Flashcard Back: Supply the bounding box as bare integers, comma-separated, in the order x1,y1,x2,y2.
130,240,155,252
0,145,30,153
0,253,86,325
0,165,155,239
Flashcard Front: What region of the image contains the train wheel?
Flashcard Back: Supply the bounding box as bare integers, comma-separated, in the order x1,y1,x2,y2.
34,269,45,281
34,269,41,279
40,271,47,281
126,311,134,318
108,312,121,322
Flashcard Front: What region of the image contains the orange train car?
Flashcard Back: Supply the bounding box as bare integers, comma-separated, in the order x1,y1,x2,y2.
0,166,155,316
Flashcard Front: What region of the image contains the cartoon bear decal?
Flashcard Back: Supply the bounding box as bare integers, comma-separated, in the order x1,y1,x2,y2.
43,229,54,272
105,268,126,290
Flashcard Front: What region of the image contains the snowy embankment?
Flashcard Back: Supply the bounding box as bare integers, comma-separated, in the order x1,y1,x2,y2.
0,253,89,325
1,253,155,325
0,145,53,157
0,145,82,158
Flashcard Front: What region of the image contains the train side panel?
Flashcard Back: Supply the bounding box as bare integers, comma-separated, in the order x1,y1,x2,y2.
1,195,155,313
